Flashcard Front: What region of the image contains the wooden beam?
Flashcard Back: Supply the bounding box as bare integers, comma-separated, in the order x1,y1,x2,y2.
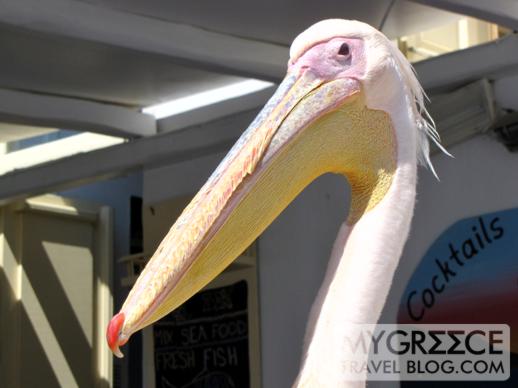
156,85,276,133
0,0,288,81
411,0,518,31
0,109,258,204
414,33,518,93
0,88,156,137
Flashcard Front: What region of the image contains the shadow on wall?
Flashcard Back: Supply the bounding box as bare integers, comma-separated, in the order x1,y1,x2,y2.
0,218,110,387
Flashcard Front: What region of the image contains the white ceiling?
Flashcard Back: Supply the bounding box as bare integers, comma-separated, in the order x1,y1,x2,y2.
78,0,460,44
0,24,242,107
2,0,518,202
0,0,463,107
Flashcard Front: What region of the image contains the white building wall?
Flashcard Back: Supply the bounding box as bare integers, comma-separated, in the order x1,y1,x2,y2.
384,134,518,321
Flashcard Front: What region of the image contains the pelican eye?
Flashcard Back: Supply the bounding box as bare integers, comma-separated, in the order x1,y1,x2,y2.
338,43,350,57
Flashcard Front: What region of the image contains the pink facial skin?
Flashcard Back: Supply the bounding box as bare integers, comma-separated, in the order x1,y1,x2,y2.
288,38,367,84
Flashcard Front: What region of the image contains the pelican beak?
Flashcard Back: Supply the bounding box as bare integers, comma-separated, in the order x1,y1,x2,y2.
108,68,366,357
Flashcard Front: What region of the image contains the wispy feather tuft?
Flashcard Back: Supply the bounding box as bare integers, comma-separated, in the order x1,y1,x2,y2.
388,43,452,179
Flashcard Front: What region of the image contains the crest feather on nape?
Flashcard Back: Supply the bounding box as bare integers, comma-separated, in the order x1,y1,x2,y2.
289,19,451,179
387,41,452,179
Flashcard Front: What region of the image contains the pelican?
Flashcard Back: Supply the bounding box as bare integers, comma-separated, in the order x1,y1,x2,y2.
107,19,446,386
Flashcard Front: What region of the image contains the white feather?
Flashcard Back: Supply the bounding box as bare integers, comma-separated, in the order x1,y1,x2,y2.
388,43,452,178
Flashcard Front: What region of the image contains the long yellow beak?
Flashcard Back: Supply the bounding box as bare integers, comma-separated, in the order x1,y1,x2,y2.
107,67,395,357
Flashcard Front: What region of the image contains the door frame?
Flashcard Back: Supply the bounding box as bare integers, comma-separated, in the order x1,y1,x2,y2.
0,194,113,388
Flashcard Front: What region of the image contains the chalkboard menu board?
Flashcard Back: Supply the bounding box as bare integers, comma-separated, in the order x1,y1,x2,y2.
154,280,249,388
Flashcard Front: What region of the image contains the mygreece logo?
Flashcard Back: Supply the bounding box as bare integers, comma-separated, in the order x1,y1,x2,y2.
340,324,510,381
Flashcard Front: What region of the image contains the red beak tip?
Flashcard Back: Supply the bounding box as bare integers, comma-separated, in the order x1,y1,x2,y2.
107,312,126,358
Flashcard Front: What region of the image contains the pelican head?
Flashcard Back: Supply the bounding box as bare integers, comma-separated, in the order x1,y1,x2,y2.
107,20,440,380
